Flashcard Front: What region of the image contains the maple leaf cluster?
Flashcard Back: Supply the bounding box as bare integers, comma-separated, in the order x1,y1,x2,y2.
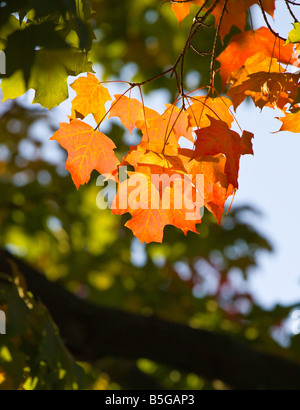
172,0,275,36
51,0,300,244
51,74,253,243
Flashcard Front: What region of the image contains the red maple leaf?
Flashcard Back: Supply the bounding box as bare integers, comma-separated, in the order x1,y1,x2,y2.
217,27,295,88
194,117,254,189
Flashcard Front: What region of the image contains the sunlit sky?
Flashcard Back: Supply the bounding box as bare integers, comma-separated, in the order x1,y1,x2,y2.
1,1,300,310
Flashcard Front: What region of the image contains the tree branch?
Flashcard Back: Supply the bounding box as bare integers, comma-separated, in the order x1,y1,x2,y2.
1,249,300,390
257,0,286,41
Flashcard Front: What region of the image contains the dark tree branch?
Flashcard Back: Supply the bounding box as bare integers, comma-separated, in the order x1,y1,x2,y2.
285,0,298,23
1,249,300,390
257,0,286,41
209,0,228,94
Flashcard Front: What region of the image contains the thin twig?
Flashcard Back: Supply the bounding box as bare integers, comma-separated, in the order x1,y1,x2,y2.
190,45,212,56
171,0,221,100
285,0,300,5
95,85,134,130
285,0,298,22
209,0,229,96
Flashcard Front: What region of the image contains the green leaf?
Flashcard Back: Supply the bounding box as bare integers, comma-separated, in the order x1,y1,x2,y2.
0,15,25,50
31,49,93,109
69,0,95,51
286,22,300,44
1,49,93,109
75,0,92,21
0,0,32,26
31,0,77,19
3,21,70,85
73,17,94,50
0,270,84,390
0,71,26,101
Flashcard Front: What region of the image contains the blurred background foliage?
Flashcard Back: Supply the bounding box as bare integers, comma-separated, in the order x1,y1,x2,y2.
0,0,300,390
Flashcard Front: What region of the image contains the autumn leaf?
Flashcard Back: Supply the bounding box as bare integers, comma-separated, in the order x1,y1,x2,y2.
123,143,234,226
211,0,251,40
123,145,186,172
194,117,254,188
291,86,300,108
171,2,191,23
179,151,234,223
164,104,194,142
171,0,275,36
51,120,119,189
171,0,205,24
211,0,275,40
217,27,295,88
70,73,111,125
112,165,202,243
186,96,234,129
228,71,300,111
109,94,157,134
277,111,300,133
256,0,276,17
228,53,283,87
227,53,300,111
205,180,234,224
117,104,194,171
136,108,184,156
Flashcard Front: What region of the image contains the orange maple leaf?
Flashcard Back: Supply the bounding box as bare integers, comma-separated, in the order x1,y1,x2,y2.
212,0,275,40
171,0,205,24
164,104,195,143
109,94,157,135
123,144,234,225
228,71,300,111
123,144,186,172
256,0,276,16
186,96,234,129
112,165,202,243
70,73,112,125
136,107,186,156
258,0,276,16
277,111,300,133
228,53,282,86
194,117,254,189
171,2,191,23
51,120,119,189
212,0,251,40
226,53,299,111
217,27,295,88
120,104,194,170
179,150,234,223
171,0,275,35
